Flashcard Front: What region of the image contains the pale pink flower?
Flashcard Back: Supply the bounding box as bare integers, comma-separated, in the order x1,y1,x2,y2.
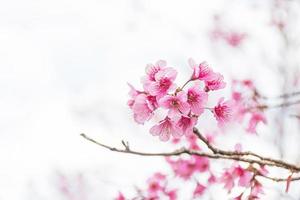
147,174,165,195
150,117,181,141
146,67,177,97
166,156,209,180
193,183,206,197
188,58,215,81
233,165,253,187
147,95,159,110
205,72,226,91
231,92,248,122
213,98,233,126
186,134,200,150
220,170,235,192
194,156,210,172
147,179,163,195
224,32,246,47
132,94,154,124
175,115,197,136
127,83,142,109
142,60,166,90
187,85,208,115
159,91,190,119
258,166,268,176
166,158,196,180
246,112,267,134
249,180,264,199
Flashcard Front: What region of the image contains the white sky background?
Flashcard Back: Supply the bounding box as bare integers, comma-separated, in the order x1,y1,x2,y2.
0,0,300,199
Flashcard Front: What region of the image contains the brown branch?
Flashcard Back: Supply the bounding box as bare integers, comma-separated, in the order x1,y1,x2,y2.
80,132,300,182
252,99,300,110
192,128,300,172
264,99,300,109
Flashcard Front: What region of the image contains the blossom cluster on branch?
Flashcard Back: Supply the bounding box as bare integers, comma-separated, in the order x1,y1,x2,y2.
128,59,231,142
81,59,300,199
115,59,297,199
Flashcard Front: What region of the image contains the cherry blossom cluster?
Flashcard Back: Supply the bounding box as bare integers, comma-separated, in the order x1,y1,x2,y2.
231,79,267,134
128,59,231,141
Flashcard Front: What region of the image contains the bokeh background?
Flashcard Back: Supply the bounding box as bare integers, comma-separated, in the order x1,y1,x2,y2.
1,0,300,199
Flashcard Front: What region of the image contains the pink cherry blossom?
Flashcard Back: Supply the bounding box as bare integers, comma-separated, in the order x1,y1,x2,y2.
146,67,177,98
142,60,166,90
246,112,267,134
167,158,195,180
204,72,226,91
186,134,200,150
220,170,235,192
175,115,197,136
234,165,253,187
249,180,264,199
193,183,206,197
224,32,246,47
188,58,215,81
127,83,143,109
194,156,210,172
166,155,209,180
132,94,154,124
213,98,233,126
187,85,208,115
258,166,268,176
159,91,190,119
147,173,165,195
150,117,182,141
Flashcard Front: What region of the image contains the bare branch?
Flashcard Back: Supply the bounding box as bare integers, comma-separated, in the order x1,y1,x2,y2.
192,128,300,172
80,131,300,183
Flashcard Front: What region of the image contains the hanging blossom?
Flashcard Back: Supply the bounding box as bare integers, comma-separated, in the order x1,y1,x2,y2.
213,97,233,126
128,59,232,141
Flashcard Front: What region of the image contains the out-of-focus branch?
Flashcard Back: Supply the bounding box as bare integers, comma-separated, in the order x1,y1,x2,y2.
80,130,300,182
289,114,300,120
250,99,300,111
260,91,300,100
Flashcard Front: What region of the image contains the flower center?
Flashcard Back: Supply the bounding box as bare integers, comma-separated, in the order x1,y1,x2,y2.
159,78,171,90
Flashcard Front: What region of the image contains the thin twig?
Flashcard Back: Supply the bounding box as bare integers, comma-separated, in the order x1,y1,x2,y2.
251,99,300,110
259,174,300,182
